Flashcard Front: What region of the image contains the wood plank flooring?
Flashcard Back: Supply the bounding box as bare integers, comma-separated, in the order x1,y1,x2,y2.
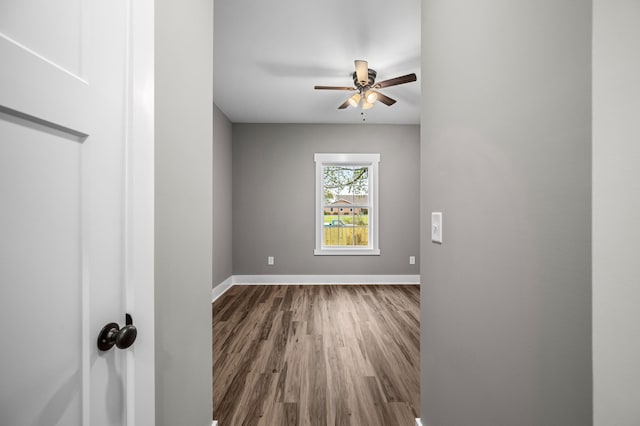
213,285,420,426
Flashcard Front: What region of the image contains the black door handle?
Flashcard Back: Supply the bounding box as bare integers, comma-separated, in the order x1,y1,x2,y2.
97,313,137,351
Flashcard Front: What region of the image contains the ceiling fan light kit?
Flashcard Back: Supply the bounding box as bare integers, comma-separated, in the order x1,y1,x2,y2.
314,59,417,111
348,93,361,108
365,90,378,104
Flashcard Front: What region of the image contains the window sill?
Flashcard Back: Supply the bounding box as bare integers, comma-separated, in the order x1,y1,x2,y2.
314,248,381,256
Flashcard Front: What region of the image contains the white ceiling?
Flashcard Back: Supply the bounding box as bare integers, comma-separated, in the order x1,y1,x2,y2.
213,0,421,125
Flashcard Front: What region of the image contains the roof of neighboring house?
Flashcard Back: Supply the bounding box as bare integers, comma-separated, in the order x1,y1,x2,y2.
327,195,369,206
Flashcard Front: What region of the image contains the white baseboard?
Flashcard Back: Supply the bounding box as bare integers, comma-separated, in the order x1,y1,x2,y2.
212,275,419,302
232,274,420,285
211,275,234,302
212,421,218,426
415,419,423,426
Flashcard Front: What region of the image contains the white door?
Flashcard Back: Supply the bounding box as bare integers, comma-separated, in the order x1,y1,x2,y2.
0,0,154,425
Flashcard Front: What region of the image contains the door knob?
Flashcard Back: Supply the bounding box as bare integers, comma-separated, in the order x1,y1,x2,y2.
97,313,137,351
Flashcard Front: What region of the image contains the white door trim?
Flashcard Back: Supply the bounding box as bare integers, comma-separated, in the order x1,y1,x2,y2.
125,0,155,423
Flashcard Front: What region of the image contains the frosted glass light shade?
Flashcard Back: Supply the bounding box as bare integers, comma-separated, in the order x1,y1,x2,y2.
365,90,378,103
348,93,361,107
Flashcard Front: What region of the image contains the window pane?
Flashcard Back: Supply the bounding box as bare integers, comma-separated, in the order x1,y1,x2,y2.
323,209,369,247
323,166,369,205
322,165,370,248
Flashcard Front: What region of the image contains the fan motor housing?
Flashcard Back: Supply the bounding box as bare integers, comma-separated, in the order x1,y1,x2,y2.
353,69,377,89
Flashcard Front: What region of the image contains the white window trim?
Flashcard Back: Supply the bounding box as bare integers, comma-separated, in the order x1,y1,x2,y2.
314,153,380,256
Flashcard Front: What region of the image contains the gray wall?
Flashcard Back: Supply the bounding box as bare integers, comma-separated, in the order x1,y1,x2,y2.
213,103,233,287
593,1,640,424
232,124,419,275
420,1,592,425
155,0,213,424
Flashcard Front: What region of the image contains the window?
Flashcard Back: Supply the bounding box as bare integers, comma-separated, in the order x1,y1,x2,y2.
315,153,380,255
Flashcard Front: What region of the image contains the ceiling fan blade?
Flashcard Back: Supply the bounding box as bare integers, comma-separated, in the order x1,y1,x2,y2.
338,98,351,109
374,73,417,89
355,60,369,86
374,91,397,106
314,85,356,91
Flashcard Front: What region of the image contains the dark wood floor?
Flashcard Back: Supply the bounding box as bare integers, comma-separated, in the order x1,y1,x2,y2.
213,285,420,426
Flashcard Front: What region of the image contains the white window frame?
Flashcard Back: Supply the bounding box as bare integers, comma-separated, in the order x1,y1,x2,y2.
314,153,380,256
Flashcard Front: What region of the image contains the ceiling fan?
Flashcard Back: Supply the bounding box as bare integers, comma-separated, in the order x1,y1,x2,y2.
314,60,417,110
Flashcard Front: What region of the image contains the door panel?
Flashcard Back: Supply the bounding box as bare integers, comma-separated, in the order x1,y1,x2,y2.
0,5,88,135
0,0,83,75
0,114,83,426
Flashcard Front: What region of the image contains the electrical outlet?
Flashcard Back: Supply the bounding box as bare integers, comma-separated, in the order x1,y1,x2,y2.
409,256,415,265
267,256,274,265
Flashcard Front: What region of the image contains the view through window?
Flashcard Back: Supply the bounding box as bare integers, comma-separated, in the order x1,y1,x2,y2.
322,165,370,247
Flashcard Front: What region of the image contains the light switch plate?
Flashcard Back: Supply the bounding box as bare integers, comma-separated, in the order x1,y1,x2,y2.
431,212,442,243
267,256,274,265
